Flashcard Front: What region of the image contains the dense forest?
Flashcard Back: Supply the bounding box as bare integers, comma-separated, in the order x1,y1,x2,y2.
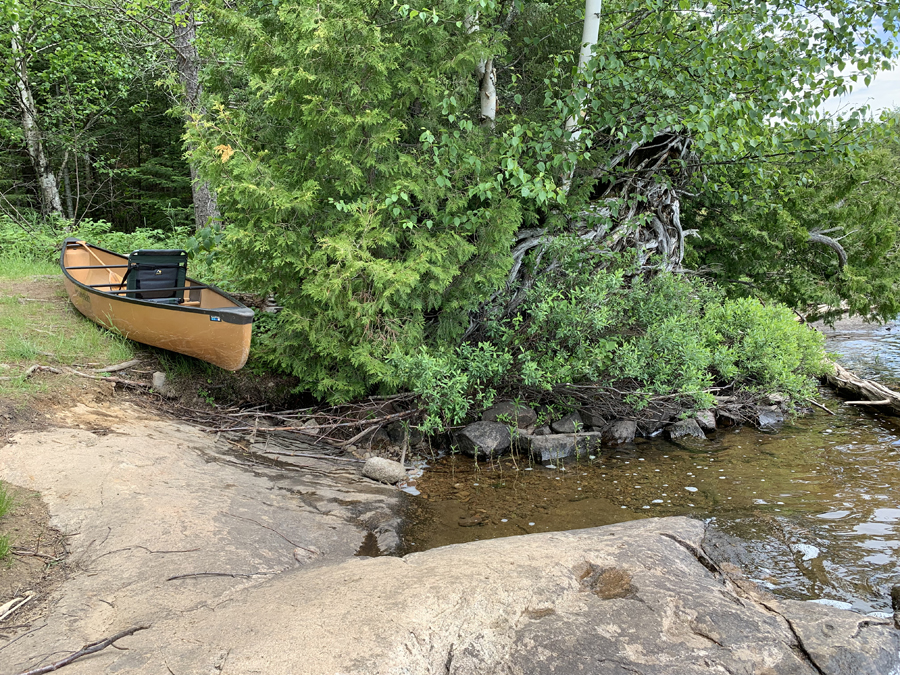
2,0,900,425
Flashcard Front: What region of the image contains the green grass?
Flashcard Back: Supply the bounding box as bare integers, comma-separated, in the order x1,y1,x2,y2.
0,257,58,279
0,482,12,562
0,259,136,397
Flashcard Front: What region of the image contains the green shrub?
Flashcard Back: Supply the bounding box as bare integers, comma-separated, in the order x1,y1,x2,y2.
0,214,192,263
392,245,830,431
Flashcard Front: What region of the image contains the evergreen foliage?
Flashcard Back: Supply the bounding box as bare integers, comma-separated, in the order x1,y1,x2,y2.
685,120,900,322
192,0,896,401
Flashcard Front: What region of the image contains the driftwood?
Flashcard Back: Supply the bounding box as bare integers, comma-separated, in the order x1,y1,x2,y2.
824,362,900,415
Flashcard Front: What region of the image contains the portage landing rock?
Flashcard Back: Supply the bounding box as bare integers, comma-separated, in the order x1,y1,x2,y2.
34,517,899,675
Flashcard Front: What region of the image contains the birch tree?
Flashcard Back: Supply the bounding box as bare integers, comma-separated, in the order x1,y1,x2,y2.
9,18,63,215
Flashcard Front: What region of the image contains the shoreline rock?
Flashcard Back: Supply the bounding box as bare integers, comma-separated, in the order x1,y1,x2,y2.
57,517,899,674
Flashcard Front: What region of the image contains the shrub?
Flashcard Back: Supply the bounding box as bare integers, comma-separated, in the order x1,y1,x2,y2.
392,245,830,431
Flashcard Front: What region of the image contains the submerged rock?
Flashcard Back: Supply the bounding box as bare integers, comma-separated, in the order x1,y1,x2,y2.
523,432,604,462
481,402,537,428
757,405,786,428
456,421,512,458
666,418,706,440
361,457,407,485
602,419,637,445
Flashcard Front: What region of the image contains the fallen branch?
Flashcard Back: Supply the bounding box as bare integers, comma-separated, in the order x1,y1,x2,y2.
166,572,259,581
89,359,142,373
15,625,149,675
0,594,34,622
259,450,364,463
202,409,418,435
63,367,150,388
806,398,835,416
823,362,900,415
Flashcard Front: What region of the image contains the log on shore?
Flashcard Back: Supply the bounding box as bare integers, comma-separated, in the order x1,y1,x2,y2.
824,362,900,415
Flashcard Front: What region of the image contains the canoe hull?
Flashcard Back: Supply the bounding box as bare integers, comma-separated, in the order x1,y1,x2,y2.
61,240,254,371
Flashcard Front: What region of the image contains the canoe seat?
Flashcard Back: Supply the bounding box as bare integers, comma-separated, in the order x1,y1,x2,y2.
125,249,188,303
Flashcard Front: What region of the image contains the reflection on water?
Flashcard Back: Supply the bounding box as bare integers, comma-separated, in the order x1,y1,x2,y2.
403,322,900,613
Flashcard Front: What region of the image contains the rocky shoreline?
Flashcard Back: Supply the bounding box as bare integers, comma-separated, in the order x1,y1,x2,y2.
450,398,786,464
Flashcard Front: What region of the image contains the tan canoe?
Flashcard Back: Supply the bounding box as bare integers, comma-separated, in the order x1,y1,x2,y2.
60,238,254,371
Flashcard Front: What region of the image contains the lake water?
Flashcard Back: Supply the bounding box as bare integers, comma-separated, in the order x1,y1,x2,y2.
400,319,900,614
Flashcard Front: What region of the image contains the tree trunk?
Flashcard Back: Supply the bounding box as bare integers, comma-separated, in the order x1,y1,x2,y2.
478,58,497,127
11,22,63,217
170,0,220,230
565,0,602,144
561,0,602,193
63,160,74,219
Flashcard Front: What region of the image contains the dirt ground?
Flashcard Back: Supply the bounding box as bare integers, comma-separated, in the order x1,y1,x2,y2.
0,485,68,633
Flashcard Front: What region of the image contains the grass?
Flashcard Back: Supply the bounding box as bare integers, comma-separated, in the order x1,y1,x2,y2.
0,257,136,398
0,257,58,279
0,481,12,561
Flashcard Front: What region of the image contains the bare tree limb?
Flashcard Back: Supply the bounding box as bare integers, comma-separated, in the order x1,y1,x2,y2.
808,231,848,268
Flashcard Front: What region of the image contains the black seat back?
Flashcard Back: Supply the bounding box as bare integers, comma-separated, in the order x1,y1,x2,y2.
125,249,188,301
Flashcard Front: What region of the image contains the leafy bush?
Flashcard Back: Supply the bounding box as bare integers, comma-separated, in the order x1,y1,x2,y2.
393,246,830,431
0,214,191,263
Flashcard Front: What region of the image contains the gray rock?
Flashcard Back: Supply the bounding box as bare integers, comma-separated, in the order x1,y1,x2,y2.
694,409,717,431
385,421,424,446
361,457,407,484
716,409,742,427
666,418,706,440
758,405,785,428
550,411,583,434
532,425,552,436
456,421,512,458
523,432,604,463
151,371,175,398
481,402,537,429
602,419,637,445
580,409,607,428
108,517,900,675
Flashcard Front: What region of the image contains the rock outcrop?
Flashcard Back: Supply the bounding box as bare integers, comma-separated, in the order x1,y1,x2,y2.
23,517,896,675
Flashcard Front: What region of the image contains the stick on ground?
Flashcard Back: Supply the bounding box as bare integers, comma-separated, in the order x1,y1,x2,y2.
16,625,150,675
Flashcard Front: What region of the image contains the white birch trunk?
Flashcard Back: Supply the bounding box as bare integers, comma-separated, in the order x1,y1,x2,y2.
170,0,220,230
11,22,64,216
562,0,602,192
479,58,496,127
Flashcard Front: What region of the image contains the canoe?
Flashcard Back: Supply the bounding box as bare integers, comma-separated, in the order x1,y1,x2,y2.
60,238,254,371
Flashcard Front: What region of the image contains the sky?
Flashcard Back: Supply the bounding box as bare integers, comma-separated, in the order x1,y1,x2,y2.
821,66,900,116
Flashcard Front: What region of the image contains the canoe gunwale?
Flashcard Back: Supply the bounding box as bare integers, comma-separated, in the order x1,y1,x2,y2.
60,238,254,326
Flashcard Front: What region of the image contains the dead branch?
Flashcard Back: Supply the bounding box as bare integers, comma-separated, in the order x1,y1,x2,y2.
15,625,149,675
201,409,418,434
808,231,848,268
0,594,35,623
805,398,836,415
220,512,318,554
260,450,364,463
166,572,260,581
89,359,143,373
823,362,900,415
